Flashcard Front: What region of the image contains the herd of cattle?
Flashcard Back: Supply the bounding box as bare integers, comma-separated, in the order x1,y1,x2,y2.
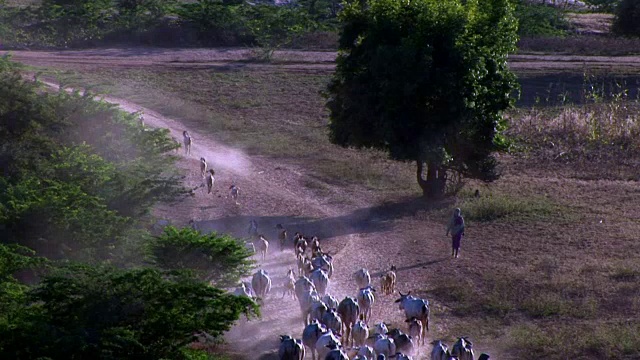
231,226,491,360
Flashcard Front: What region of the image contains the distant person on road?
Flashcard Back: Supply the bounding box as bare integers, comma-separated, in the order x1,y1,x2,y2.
446,207,465,258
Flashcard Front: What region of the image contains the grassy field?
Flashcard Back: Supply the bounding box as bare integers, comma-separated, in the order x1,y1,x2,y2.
28,56,640,359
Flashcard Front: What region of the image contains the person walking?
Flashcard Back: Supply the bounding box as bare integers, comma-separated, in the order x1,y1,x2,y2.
446,208,465,258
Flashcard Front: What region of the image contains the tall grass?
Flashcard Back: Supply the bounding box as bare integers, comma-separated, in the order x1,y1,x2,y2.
508,74,640,169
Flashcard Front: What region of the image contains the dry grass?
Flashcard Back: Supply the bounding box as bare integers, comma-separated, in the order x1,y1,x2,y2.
33,61,640,359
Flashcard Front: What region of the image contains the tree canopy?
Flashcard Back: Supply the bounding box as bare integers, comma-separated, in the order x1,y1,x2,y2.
149,226,254,287
0,263,258,360
326,0,519,197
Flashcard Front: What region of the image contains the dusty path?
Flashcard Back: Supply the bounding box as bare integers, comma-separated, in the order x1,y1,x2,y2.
8,48,640,72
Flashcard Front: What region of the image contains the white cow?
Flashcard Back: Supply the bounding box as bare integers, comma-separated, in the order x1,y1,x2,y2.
395,292,429,340
386,329,414,356
352,319,369,347
294,276,315,299
310,268,330,296
233,282,253,299
299,289,320,326
357,286,375,323
315,330,341,360
311,254,334,278
373,337,396,358
251,269,271,302
354,268,371,289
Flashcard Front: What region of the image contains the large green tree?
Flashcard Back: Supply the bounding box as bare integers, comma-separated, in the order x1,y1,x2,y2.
0,264,257,360
326,0,519,198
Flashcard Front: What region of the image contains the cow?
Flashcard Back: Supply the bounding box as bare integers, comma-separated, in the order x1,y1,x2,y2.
302,320,328,360
430,340,450,360
357,286,376,323
451,337,474,360
478,353,490,360
299,289,320,326
251,269,271,303
373,337,396,358
310,300,328,324
406,317,423,346
354,268,371,289
278,335,305,360
374,322,388,335
323,294,339,310
310,268,330,296
386,328,414,356
395,291,429,340
315,330,342,360
312,253,334,279
393,353,413,360
324,342,349,360
322,308,343,335
294,276,315,299
365,333,385,349
351,318,369,347
337,296,360,347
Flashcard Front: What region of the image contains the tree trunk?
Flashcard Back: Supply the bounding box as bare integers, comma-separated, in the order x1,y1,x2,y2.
416,160,446,198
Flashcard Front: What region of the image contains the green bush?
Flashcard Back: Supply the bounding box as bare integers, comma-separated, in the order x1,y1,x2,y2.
514,0,570,36
612,0,640,37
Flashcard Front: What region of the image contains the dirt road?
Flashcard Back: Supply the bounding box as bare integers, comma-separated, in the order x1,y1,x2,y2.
8,47,640,72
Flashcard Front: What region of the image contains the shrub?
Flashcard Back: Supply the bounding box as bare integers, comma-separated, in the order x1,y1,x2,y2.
612,0,640,37
515,0,570,36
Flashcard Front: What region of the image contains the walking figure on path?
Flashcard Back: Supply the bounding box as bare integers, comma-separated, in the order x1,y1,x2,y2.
446,207,465,258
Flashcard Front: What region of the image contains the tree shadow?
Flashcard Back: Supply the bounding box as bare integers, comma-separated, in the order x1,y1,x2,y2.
190,195,455,243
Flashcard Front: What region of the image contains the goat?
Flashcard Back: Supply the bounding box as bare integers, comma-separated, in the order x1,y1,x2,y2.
354,268,371,289
200,157,207,177
406,317,423,346
182,130,192,155
205,169,215,194
251,269,271,303
302,320,328,360
138,112,145,127
283,268,296,299
276,224,287,251
279,335,305,360
356,286,375,323
395,291,429,340
337,296,360,347
244,241,255,254
253,235,268,261
380,265,397,295
229,184,239,204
